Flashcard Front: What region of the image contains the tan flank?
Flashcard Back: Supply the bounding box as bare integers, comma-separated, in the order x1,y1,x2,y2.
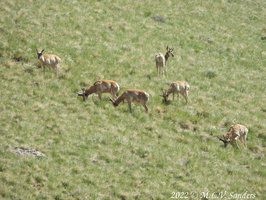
78,80,120,101
110,89,149,112
155,46,174,76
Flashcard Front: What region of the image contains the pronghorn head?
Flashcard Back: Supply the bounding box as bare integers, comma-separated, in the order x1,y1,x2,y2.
166,46,174,58
77,88,88,101
217,135,230,148
36,49,45,59
109,97,118,107
160,89,170,104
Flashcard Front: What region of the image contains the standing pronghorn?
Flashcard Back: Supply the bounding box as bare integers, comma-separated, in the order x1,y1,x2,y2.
110,89,149,112
36,49,61,78
155,46,174,76
218,124,248,148
77,80,120,101
161,81,190,104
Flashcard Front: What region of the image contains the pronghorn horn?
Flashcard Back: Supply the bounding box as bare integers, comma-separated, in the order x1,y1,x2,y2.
161,88,167,92
162,89,167,94
217,136,227,143
109,97,114,103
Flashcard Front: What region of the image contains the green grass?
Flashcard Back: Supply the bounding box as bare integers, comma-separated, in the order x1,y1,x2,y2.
0,0,266,199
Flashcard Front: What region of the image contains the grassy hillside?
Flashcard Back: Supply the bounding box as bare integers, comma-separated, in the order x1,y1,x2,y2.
0,0,265,199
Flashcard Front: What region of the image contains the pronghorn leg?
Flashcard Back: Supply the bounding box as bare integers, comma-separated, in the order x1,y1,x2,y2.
236,140,240,149
185,90,189,103
181,93,188,104
241,139,246,148
113,88,119,98
128,101,132,112
98,93,102,100
177,93,180,102
234,135,240,149
172,93,175,100
143,104,148,113
42,65,45,74
230,140,238,149
56,64,60,78
56,68,59,78
110,89,115,98
162,68,164,76
112,92,117,99
240,137,247,148
243,136,247,147
159,67,162,76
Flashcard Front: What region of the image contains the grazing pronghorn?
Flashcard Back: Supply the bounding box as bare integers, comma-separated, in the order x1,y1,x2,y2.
218,124,248,148
77,80,120,101
155,46,174,76
161,81,190,104
110,89,149,112
36,49,61,78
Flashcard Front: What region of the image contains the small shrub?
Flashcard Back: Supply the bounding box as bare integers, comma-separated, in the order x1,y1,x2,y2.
204,71,217,79
13,52,29,62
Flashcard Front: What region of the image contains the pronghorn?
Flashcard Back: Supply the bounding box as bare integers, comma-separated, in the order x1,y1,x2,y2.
155,46,174,76
218,124,248,148
110,89,149,112
77,80,120,101
36,49,61,78
161,81,190,104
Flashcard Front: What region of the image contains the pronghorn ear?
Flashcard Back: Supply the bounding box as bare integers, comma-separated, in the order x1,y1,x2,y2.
166,46,169,50
36,48,38,53
77,88,85,96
